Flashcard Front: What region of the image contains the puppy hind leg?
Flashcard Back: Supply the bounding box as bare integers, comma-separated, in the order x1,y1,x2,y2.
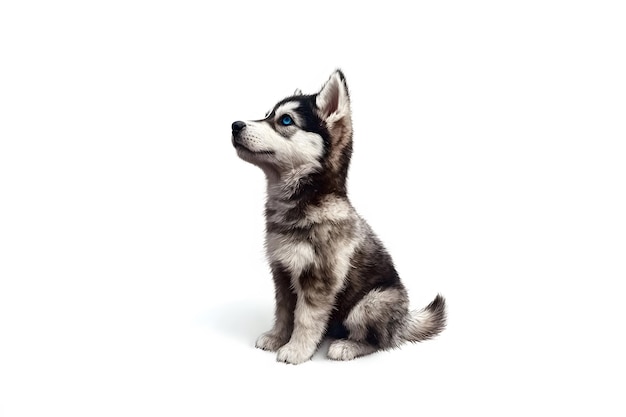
332,286,409,360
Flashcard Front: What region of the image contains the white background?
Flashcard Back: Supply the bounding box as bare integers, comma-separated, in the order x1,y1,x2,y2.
1,1,625,416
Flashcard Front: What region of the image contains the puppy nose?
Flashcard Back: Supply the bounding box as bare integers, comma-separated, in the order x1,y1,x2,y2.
232,121,246,134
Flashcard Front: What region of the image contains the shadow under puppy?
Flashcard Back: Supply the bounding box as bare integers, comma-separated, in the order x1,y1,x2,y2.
231,70,446,364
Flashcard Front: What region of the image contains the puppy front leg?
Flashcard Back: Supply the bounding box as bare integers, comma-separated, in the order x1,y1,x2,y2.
276,295,333,364
256,264,296,352
255,291,295,351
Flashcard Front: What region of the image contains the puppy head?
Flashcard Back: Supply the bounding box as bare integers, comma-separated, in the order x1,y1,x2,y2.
232,70,352,181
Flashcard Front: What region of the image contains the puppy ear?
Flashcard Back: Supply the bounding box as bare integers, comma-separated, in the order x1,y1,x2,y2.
293,88,303,96
316,70,350,122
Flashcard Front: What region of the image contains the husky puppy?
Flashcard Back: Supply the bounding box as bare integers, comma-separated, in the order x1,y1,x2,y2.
231,70,446,364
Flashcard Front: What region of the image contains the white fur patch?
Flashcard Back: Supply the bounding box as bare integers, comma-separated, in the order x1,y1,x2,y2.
333,236,360,286
266,233,315,277
301,195,353,225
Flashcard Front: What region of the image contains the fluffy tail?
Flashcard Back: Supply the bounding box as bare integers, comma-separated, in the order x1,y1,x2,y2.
403,294,447,342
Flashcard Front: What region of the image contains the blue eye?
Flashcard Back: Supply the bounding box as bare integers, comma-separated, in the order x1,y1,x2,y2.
280,115,294,126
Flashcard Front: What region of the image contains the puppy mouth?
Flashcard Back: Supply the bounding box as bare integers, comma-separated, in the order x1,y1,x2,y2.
233,141,274,156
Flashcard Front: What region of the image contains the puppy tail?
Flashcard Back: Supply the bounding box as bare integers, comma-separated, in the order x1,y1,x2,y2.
402,294,447,342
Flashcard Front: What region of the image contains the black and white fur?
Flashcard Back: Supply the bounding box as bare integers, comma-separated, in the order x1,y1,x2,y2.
231,70,446,364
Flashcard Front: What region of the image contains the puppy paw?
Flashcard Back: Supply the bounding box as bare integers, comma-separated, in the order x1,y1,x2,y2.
327,340,357,361
255,332,288,352
276,343,314,365
327,339,376,361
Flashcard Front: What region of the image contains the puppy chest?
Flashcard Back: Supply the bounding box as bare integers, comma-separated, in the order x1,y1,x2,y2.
265,224,360,283
266,233,316,277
